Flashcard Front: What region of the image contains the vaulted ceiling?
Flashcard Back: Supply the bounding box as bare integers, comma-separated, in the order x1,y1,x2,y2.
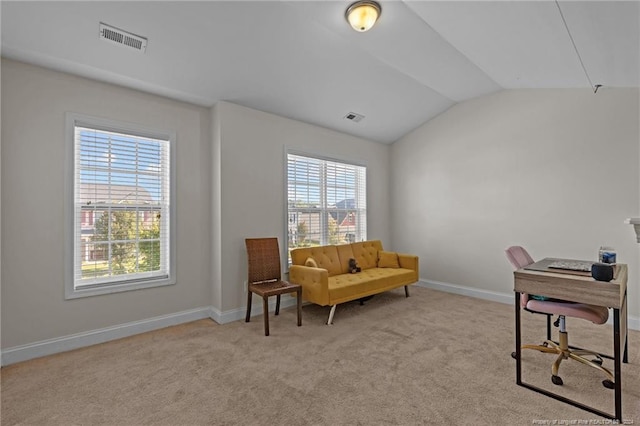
2,1,638,144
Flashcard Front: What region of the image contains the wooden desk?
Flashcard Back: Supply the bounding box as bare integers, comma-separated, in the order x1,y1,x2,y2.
514,259,628,421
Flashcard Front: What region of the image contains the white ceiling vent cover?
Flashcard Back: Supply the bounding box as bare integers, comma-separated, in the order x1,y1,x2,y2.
344,112,365,123
99,23,147,53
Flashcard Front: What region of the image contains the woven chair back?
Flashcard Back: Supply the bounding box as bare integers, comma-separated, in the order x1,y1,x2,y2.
246,238,282,284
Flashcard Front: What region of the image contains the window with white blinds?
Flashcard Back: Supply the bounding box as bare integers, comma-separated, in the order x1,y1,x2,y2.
287,152,366,260
66,114,175,298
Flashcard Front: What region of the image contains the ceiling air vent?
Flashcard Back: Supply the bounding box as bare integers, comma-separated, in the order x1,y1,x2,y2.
99,23,147,53
344,112,365,123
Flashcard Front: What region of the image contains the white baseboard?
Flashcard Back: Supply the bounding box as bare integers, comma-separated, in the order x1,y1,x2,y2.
3,284,636,366
418,279,640,331
418,279,513,305
1,307,211,366
2,298,301,366
210,296,299,325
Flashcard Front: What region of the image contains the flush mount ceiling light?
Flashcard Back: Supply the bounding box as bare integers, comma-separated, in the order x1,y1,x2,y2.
346,1,381,32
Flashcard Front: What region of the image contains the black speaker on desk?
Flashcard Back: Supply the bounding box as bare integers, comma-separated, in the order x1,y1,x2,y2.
591,263,614,282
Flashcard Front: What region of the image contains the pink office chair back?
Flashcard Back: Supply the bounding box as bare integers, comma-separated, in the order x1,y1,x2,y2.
505,246,534,270
505,246,534,308
505,246,608,324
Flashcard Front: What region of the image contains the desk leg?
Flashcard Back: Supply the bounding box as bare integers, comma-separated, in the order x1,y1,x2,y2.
623,291,629,364
613,308,622,422
515,291,522,385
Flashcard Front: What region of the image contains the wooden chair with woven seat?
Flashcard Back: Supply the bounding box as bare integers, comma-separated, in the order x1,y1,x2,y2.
245,237,302,336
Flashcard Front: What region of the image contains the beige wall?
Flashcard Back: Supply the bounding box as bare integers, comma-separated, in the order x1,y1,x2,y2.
390,88,640,320
5,58,637,358
1,59,213,348
215,102,391,311
0,60,391,352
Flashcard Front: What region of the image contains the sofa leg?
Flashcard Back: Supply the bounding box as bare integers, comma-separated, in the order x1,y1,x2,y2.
327,305,337,325
404,285,410,297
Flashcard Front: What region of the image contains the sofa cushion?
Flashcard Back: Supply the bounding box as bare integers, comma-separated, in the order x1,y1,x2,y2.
336,243,356,274
351,240,383,270
290,248,307,266
292,245,342,276
305,257,318,268
378,251,399,268
328,268,416,303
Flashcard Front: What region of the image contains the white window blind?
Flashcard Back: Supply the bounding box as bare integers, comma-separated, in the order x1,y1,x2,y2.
287,152,366,260
72,124,171,290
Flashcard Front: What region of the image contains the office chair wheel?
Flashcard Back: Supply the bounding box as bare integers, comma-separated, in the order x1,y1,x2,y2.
511,351,517,359
551,375,563,386
603,380,615,389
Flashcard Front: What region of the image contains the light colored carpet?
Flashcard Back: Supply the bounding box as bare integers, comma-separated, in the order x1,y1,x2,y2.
1,287,638,425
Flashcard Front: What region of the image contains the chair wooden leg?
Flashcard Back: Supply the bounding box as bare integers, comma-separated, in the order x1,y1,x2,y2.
297,289,302,327
262,297,270,336
245,290,252,322
404,285,410,297
275,294,281,315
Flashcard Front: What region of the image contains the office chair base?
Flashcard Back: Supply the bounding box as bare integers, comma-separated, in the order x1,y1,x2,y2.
514,338,615,388
551,375,615,390
511,340,552,359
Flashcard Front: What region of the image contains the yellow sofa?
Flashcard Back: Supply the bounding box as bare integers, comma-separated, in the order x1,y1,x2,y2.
289,240,419,324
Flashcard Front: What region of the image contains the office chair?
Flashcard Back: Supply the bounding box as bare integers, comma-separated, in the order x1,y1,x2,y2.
245,237,302,336
505,246,614,389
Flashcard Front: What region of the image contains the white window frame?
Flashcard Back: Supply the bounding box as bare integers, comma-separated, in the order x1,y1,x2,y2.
285,149,367,263
64,113,176,299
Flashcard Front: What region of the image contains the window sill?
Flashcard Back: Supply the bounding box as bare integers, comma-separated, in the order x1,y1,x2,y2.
65,276,175,299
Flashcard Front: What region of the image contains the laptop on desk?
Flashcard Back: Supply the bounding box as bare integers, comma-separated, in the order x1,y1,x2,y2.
524,258,593,276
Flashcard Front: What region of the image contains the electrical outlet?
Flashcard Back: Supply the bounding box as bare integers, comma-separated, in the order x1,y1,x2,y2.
243,280,247,291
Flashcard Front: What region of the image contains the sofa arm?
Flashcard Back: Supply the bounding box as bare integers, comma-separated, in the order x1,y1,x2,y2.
289,265,330,306
398,253,419,277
